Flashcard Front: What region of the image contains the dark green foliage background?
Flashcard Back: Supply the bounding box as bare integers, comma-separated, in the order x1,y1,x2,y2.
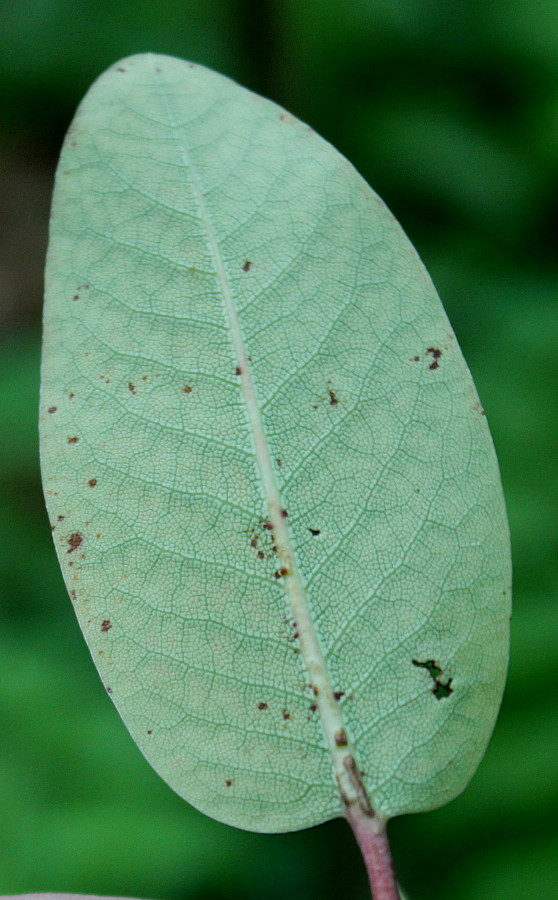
1,2,557,898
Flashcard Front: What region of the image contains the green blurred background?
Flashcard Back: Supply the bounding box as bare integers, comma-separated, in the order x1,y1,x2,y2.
1,2,557,898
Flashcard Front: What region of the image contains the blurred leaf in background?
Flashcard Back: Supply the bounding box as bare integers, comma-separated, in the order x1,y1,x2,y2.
0,2,557,899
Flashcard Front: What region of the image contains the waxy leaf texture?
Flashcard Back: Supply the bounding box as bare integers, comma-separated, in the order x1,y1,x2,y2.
41,54,511,832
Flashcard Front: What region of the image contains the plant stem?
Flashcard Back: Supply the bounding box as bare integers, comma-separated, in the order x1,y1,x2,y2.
346,803,400,900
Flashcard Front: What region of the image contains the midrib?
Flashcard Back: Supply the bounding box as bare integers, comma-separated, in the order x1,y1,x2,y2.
156,67,367,814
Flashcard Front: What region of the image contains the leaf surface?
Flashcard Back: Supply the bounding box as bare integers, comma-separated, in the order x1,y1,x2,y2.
40,53,511,832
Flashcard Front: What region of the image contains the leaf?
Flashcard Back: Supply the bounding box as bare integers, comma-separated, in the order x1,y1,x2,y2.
40,54,511,834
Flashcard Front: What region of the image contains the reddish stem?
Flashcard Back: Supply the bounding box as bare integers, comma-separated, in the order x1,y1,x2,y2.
345,804,400,900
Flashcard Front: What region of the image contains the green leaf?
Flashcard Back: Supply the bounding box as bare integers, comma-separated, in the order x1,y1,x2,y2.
40,53,511,833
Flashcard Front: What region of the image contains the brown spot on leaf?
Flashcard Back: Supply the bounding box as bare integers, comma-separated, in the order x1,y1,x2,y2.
282,710,291,720
48,406,57,414
67,532,82,553
309,703,317,712
182,385,192,394
147,729,153,734
67,436,79,444
309,528,321,536
128,382,136,394
225,778,233,786
68,392,75,399
235,366,243,376
333,691,345,701
426,347,442,370
276,457,283,467
88,478,97,487
100,619,112,632
334,728,348,747
279,567,289,577
328,388,338,405
280,508,288,518
57,514,65,521
258,702,268,710
242,260,252,272
117,67,126,72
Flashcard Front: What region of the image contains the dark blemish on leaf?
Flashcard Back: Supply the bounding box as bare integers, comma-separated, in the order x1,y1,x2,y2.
309,528,321,536
88,478,97,488
473,400,485,415
342,755,374,816
311,684,319,696
106,686,112,693
262,518,273,530
68,392,75,399
67,436,79,444
235,366,243,376
280,508,288,518
328,388,338,405
334,728,348,747
273,571,281,580
257,550,265,560
309,703,317,712
242,260,252,272
183,385,193,394
225,779,233,786
276,457,283,467
57,514,65,521
412,659,453,700
155,67,162,73
426,347,442,370
48,406,57,414
128,382,136,394
117,67,126,72
258,702,268,710
279,567,289,577
412,355,420,362
282,710,291,720
333,691,345,701
250,536,258,548
279,112,286,121
147,729,153,734
100,619,112,632
73,293,80,300
67,532,82,553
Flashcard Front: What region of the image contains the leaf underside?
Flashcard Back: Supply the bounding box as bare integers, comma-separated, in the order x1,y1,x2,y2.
40,53,511,833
